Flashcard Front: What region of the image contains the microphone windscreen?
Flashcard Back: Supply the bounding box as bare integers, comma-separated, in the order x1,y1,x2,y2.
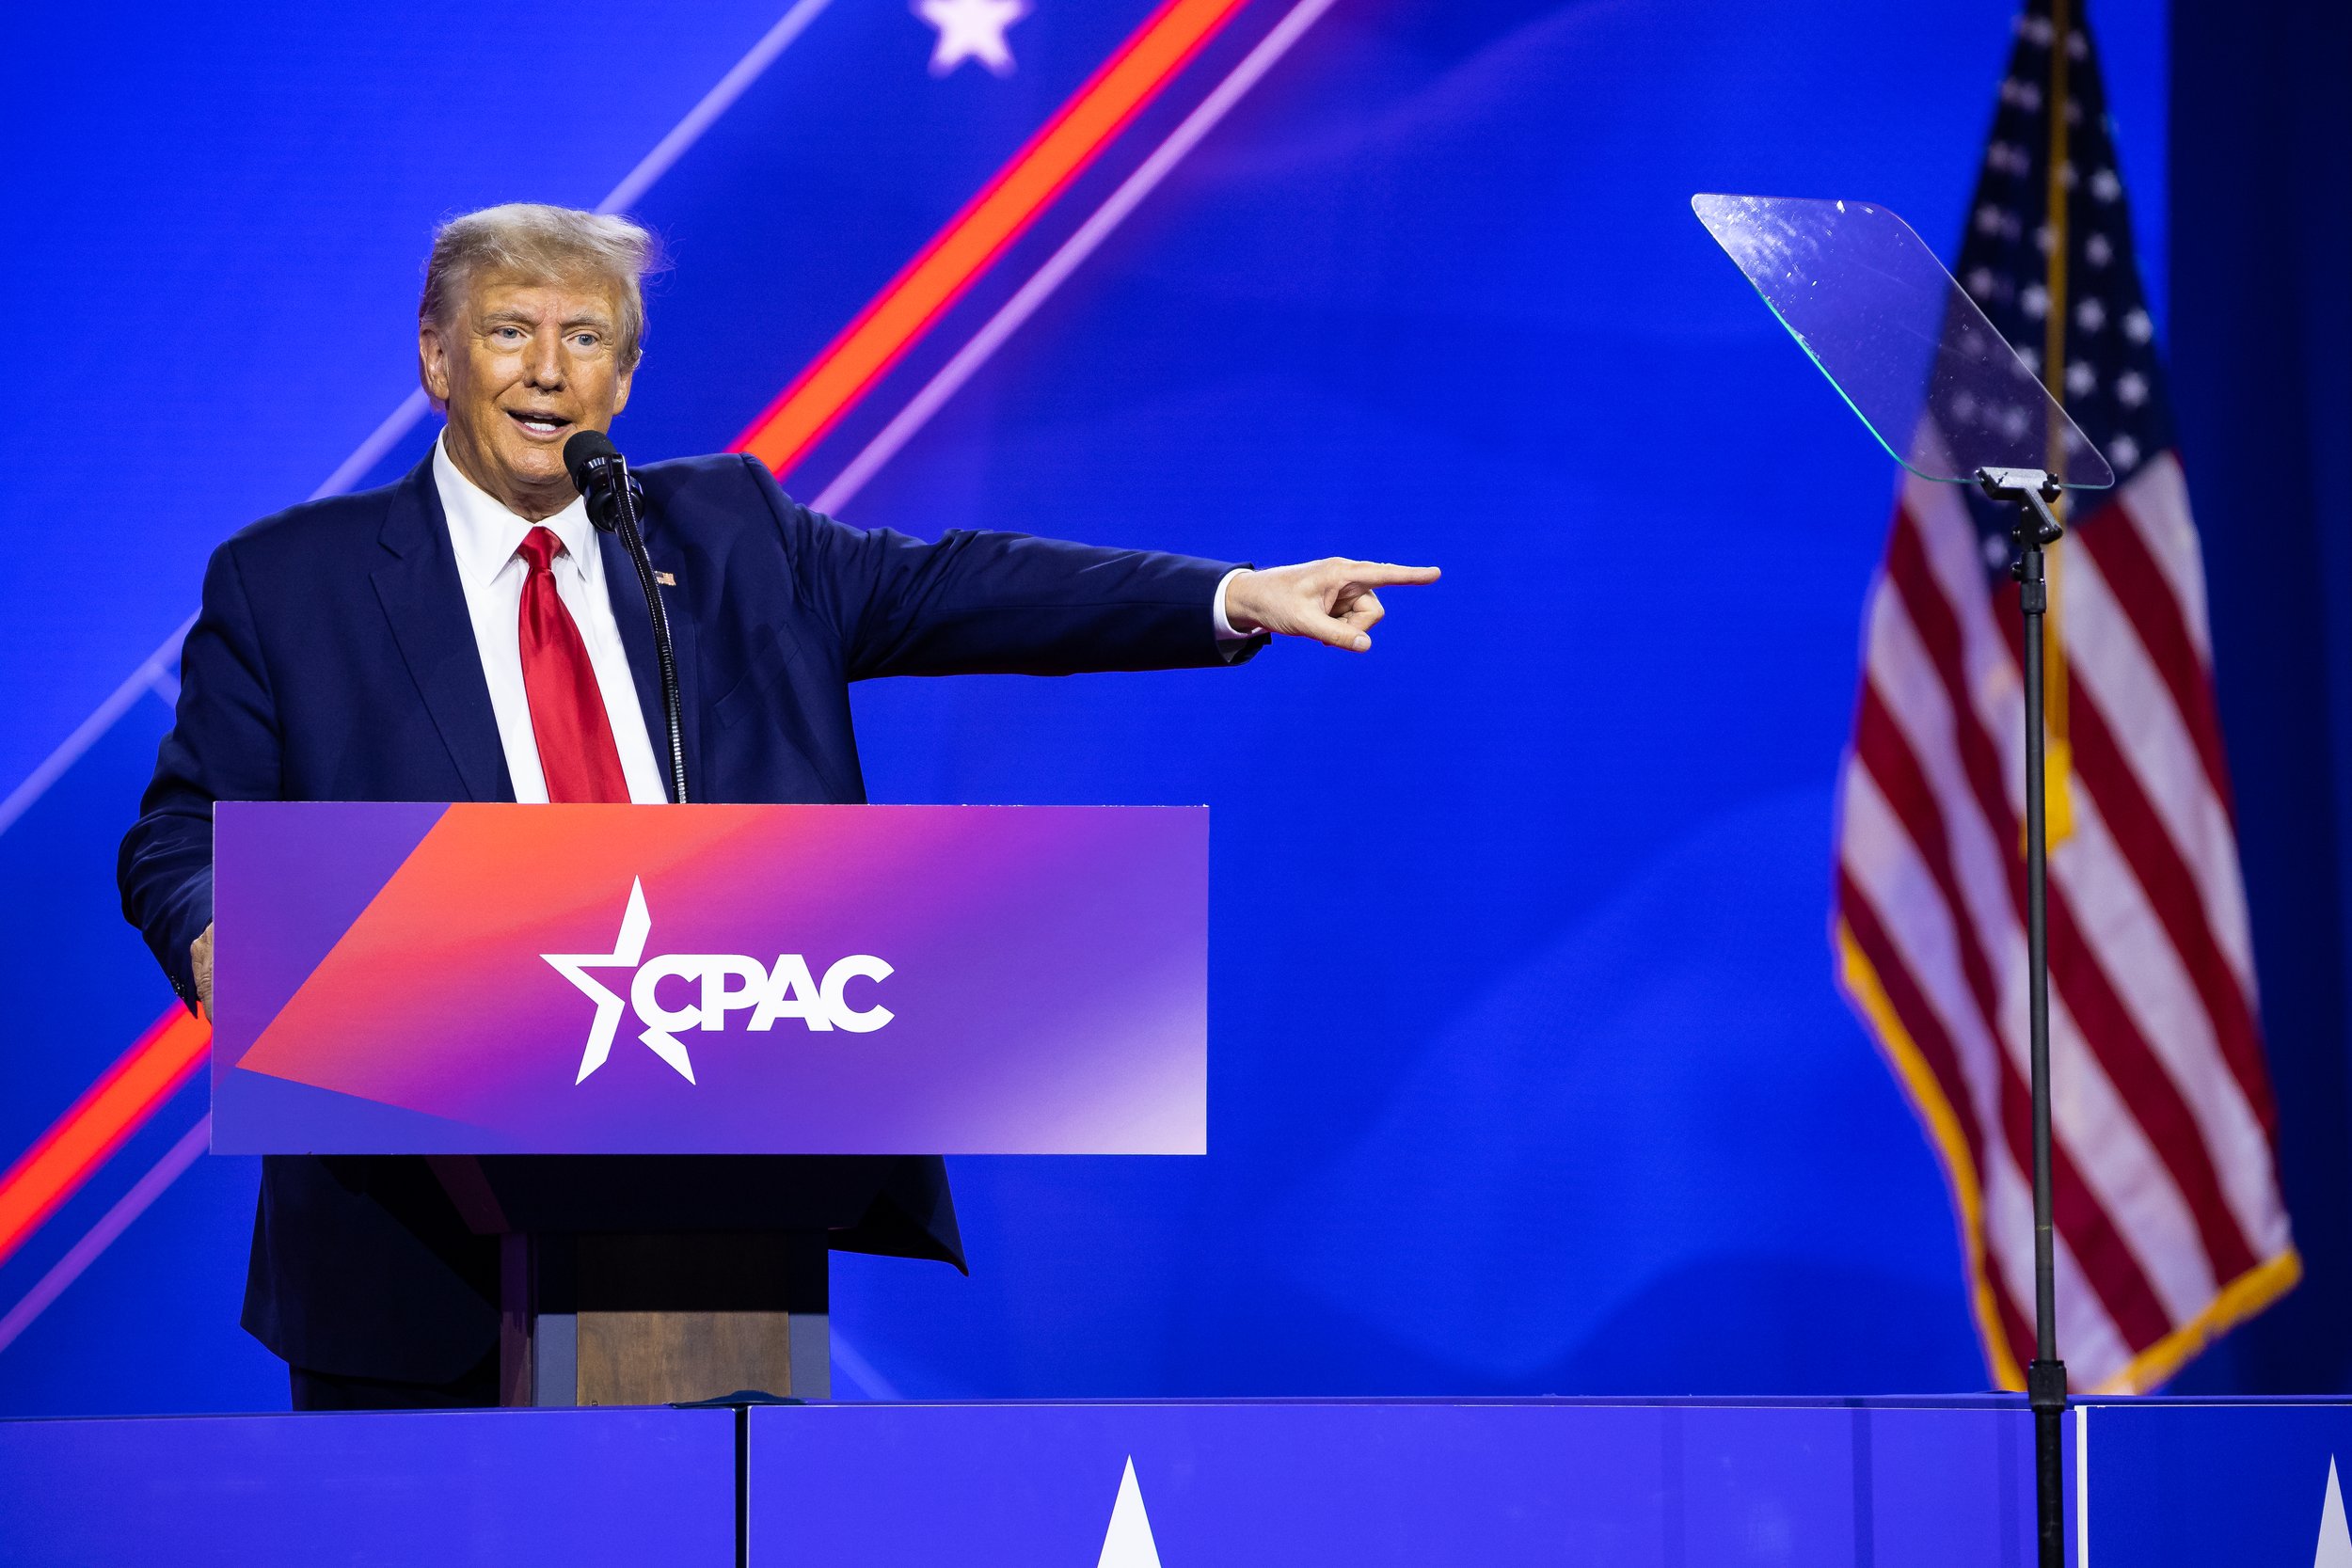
564,429,622,492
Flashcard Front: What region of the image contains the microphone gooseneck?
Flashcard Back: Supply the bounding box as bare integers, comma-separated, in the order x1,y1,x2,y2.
564,431,689,804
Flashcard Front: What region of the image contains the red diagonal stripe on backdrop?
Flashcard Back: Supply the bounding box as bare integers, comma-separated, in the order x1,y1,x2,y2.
734,0,1250,474
0,1009,209,1269
0,0,1252,1279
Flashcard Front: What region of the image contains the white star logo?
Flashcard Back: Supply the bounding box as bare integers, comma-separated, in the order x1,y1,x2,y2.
2322,1457,2352,1568
914,0,1029,77
541,878,696,1085
1097,1458,1163,1568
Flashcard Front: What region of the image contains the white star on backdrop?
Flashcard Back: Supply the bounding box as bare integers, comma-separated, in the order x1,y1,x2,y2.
915,0,1030,77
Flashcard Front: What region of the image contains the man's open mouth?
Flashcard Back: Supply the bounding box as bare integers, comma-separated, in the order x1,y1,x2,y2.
506,409,573,437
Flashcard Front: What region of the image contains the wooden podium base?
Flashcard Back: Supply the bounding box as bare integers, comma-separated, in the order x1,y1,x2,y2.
499,1231,830,1406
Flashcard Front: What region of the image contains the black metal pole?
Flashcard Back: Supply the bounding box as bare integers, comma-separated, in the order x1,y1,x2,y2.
610,467,690,805
1981,467,2069,1568
564,433,691,804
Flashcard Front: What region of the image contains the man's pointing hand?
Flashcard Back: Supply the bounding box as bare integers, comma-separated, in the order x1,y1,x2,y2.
1223,559,1442,652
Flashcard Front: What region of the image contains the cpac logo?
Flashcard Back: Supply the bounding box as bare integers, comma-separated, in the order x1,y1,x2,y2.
541,879,893,1086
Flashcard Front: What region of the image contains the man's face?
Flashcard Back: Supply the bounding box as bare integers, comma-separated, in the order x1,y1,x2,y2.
420,272,635,519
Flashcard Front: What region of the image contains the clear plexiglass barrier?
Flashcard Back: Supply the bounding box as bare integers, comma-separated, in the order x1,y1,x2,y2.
1692,193,2114,490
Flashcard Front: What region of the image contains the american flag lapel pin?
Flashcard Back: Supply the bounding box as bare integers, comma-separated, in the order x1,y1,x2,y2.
655,571,676,587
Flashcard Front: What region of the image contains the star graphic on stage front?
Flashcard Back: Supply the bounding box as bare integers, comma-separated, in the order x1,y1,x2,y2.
541,878,696,1085
914,0,1030,77
1098,1457,1163,1568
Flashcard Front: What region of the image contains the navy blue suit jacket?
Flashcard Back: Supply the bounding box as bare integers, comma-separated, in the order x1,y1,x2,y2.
119,451,1254,1383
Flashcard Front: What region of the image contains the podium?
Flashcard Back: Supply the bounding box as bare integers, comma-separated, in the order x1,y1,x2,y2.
210,802,1209,1405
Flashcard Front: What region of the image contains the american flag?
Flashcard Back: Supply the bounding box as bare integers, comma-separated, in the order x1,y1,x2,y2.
1832,0,2296,1393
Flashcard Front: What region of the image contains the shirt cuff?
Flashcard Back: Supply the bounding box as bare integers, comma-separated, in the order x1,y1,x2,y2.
1212,567,1254,641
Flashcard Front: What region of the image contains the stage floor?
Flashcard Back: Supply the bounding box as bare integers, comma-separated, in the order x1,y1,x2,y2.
0,1394,2339,1564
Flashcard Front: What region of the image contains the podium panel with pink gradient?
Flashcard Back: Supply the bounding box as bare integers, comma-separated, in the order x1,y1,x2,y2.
211,802,1207,1156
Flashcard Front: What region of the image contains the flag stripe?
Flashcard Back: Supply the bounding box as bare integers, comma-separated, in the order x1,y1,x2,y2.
2073,495,2234,815
1885,503,2024,830
2057,542,2256,991
1838,765,2175,1346
2047,776,2277,1260
1991,1262,2038,1383
1857,610,2229,1322
1836,870,2134,1375
2041,827,2259,1286
2062,674,2275,1131
1835,897,2018,1385
1852,686,2010,1112
2108,453,2214,665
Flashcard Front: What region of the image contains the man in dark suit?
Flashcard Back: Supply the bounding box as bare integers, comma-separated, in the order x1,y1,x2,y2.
119,203,1437,1410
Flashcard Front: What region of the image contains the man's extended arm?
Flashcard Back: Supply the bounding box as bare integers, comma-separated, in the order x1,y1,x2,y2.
744,458,1244,679
119,540,281,1014
741,456,1436,678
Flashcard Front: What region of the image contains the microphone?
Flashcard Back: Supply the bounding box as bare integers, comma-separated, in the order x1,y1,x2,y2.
562,430,645,534
563,431,689,803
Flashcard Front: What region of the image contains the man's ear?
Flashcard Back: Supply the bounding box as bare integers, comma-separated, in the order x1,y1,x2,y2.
418,324,453,404
611,357,636,418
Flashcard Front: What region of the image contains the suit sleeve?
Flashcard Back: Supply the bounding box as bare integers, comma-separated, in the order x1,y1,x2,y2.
118,539,283,1012
739,456,1265,681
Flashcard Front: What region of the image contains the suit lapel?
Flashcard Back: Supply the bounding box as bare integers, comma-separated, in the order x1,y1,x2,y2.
372,456,513,802
598,521,702,803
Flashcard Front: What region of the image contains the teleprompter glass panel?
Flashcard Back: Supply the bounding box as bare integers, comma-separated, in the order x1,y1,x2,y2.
1692,193,2114,490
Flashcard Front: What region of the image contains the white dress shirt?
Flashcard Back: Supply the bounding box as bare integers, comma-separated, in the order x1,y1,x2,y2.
433,437,669,804
435,436,1255,805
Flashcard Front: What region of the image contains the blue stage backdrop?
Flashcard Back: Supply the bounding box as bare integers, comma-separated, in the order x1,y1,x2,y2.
0,0,2186,1415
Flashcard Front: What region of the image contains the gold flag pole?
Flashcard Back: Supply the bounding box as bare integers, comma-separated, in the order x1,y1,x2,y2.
2038,0,2075,847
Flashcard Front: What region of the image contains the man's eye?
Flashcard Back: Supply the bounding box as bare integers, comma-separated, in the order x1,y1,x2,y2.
571,334,600,349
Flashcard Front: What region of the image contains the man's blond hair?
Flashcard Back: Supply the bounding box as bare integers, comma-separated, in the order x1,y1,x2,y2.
419,203,659,369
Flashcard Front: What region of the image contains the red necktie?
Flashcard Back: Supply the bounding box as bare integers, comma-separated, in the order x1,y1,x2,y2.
516,526,630,803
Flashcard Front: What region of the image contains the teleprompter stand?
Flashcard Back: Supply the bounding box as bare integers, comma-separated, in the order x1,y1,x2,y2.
1695,193,2121,1568
1977,467,2072,1565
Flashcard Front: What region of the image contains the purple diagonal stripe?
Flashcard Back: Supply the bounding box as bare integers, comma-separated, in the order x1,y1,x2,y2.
0,1117,212,1358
